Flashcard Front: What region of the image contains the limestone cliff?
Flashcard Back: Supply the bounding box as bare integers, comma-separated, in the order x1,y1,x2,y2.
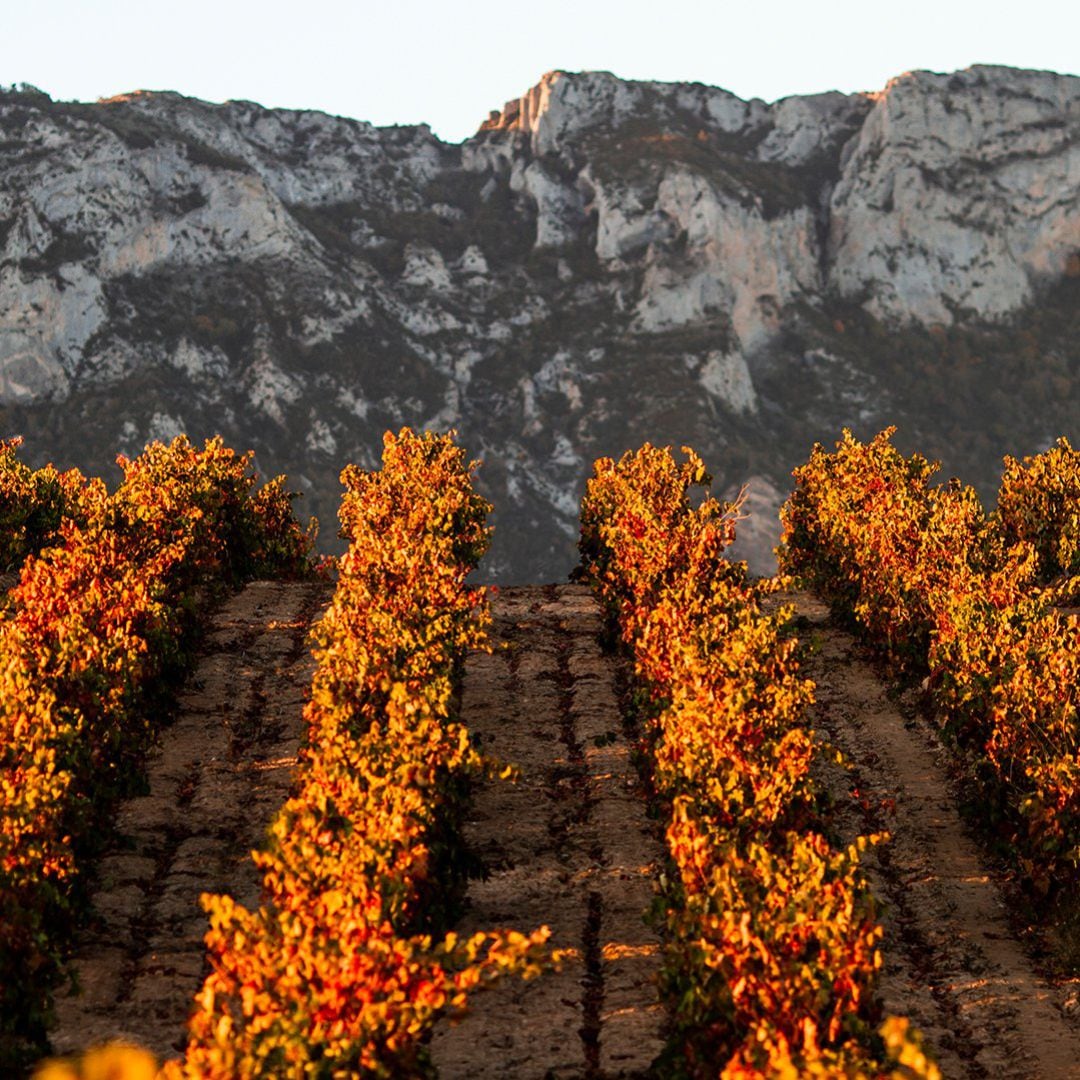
0,68,1077,579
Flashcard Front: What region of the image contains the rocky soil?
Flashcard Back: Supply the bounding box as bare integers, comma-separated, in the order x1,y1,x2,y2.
787,591,1080,1079
431,585,665,1078
48,580,331,1060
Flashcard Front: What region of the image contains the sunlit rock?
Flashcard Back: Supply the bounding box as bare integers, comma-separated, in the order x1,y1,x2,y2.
0,66,1076,580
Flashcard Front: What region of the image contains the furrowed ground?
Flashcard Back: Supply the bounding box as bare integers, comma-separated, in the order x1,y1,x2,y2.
430,585,665,1078
778,591,1080,1080
36,581,1080,1078
49,581,332,1060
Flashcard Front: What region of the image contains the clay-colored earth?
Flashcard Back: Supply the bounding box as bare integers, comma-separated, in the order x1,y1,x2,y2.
49,580,330,1060
430,585,665,1078
782,591,1080,1079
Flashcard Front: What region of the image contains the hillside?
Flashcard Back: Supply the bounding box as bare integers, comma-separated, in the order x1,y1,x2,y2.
1,67,1078,578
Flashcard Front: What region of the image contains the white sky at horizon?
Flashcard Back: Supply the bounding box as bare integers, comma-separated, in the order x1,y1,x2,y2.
3,0,1079,142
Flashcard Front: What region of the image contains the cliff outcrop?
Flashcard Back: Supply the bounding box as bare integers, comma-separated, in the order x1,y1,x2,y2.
1,67,1077,578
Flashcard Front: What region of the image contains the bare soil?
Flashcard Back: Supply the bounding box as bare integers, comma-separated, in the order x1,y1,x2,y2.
48,580,331,1061
786,591,1080,1080
431,584,666,1079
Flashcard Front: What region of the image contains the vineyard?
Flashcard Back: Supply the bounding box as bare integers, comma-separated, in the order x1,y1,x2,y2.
1,429,1078,1077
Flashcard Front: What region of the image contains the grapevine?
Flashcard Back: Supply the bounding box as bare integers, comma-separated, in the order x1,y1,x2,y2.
779,428,1080,897
162,429,549,1079
0,436,313,1069
578,443,937,1078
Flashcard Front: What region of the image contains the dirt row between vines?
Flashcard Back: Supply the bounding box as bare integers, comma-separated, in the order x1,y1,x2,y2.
784,591,1080,1080
43,582,666,1075
431,585,665,1078
49,579,332,1060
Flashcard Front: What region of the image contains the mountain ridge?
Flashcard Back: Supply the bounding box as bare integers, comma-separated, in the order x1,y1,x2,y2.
1,65,1077,578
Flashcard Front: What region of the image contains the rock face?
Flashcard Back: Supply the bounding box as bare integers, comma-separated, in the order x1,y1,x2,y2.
830,69,1080,325
1,69,1078,580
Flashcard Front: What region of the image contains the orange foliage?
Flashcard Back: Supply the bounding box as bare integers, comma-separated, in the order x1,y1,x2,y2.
779,428,1080,896
164,429,548,1079
0,436,90,570
1,436,312,1069
578,444,936,1078
997,436,1080,581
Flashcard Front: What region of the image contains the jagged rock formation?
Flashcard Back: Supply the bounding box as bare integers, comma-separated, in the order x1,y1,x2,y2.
1,68,1078,579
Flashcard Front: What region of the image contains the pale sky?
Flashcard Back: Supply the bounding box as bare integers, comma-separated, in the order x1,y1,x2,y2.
4,0,1078,142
